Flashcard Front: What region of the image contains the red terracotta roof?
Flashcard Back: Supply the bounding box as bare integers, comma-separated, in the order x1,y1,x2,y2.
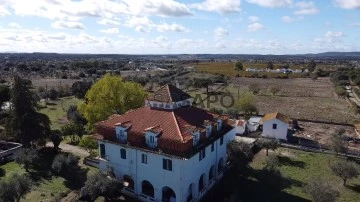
147,84,191,103
96,106,220,142
261,112,290,123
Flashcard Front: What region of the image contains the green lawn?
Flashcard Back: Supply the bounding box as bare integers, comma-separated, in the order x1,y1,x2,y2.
251,148,360,202
38,96,80,130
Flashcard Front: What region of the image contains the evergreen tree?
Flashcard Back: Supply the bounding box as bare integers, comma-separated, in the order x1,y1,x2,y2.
5,75,50,146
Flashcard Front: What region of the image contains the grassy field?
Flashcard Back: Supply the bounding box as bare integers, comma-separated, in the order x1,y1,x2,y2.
38,96,80,130
250,148,360,202
195,62,306,77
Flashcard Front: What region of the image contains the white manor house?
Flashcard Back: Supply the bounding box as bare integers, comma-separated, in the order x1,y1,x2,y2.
92,84,237,202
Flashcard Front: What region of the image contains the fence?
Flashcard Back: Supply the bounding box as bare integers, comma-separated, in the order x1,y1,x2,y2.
0,141,22,162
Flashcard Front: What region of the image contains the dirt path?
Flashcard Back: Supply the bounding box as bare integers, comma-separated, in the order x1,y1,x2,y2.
46,142,89,157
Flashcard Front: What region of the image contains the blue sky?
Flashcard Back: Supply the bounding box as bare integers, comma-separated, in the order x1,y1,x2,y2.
0,0,359,54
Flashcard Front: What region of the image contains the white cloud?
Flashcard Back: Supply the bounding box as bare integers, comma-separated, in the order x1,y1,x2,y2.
8,22,21,29
215,42,227,49
294,1,319,15
246,0,293,8
248,16,260,22
191,0,241,14
281,16,294,23
156,23,189,32
0,5,11,16
100,28,120,34
51,21,86,29
314,31,344,44
247,22,265,31
334,0,360,9
214,27,229,36
125,16,153,32
123,0,192,17
97,18,120,26
349,22,360,27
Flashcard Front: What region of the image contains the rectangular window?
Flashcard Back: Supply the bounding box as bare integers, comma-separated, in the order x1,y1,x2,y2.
211,142,214,152
220,136,224,145
273,124,277,129
150,136,155,143
199,149,206,161
163,158,172,171
100,144,106,159
141,154,147,164
120,148,126,159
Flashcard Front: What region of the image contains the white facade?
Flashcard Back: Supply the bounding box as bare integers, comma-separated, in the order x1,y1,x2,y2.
234,120,247,135
98,128,236,202
262,119,288,140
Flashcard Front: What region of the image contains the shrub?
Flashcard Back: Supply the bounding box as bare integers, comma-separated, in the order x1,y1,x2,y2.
248,83,260,94
52,153,80,175
335,86,346,97
79,136,98,157
0,173,32,202
304,177,339,202
14,148,38,172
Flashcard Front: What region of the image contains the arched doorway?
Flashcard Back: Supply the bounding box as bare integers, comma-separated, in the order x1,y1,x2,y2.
123,175,134,191
187,183,194,202
209,165,215,182
198,173,206,193
162,186,176,202
141,180,154,198
218,158,224,173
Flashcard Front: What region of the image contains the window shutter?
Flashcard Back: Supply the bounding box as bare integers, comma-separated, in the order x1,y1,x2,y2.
163,158,166,169
169,160,172,171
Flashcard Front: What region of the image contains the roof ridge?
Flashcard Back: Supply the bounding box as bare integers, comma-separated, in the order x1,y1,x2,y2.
166,84,173,102
171,111,184,142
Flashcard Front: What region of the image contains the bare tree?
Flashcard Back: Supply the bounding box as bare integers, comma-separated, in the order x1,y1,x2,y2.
304,177,339,202
256,138,279,156
329,159,359,186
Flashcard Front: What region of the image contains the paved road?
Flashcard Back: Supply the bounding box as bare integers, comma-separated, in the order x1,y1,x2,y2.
46,142,89,157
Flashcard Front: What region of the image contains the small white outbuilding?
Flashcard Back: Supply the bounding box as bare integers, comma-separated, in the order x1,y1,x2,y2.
261,112,290,141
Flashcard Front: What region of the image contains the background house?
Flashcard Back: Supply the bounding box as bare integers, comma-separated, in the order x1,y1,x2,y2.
261,112,289,141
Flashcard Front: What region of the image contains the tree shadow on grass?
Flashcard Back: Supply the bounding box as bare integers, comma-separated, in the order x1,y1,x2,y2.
201,167,310,202
278,156,306,168
63,167,89,190
347,184,360,193
28,147,59,184
0,167,5,177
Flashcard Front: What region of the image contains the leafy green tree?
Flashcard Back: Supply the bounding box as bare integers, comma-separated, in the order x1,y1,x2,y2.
256,138,279,156
248,83,260,94
61,123,84,144
71,81,92,99
0,84,10,110
78,74,147,129
307,60,317,72
79,136,98,156
267,62,274,70
234,61,243,71
328,130,348,155
67,105,87,125
235,92,258,119
47,88,59,100
0,173,32,202
51,153,80,176
193,78,212,94
304,177,339,202
50,129,63,150
80,172,123,201
5,75,51,146
14,148,38,172
329,159,359,186
227,141,254,172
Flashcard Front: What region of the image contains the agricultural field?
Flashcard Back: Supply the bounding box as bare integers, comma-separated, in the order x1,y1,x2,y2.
38,96,80,130
188,77,358,124
195,62,305,77
250,148,360,202
31,78,80,89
